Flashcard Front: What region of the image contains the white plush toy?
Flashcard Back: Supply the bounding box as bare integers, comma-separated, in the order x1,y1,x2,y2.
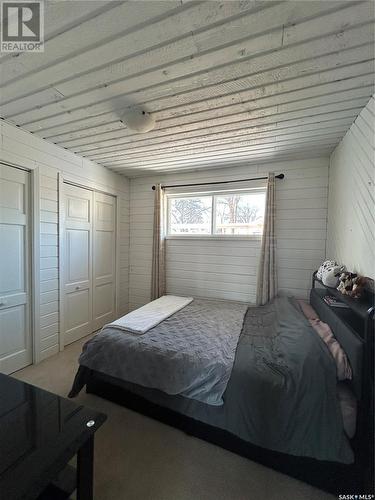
317,260,346,287
317,260,337,280
322,265,346,287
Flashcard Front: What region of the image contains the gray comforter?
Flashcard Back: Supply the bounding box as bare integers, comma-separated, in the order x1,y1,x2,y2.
77,299,248,405
71,296,353,463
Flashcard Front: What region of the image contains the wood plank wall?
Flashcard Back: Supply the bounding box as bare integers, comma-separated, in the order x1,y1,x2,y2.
327,95,375,278
129,157,329,310
1,121,130,361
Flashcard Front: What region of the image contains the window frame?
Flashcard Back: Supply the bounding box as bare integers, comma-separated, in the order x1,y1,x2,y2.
166,188,266,240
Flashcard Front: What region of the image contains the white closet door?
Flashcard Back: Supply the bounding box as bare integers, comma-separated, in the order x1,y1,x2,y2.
93,192,116,331
63,184,93,346
0,165,32,374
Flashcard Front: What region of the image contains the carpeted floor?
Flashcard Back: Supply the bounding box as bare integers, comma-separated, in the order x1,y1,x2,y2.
13,336,335,500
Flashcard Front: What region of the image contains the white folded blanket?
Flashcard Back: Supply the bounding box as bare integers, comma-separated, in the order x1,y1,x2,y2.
103,295,194,335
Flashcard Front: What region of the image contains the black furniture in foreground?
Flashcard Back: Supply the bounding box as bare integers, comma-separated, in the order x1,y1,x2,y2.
0,373,106,500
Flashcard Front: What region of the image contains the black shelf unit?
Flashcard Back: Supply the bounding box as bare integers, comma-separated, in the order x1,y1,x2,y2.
311,271,374,492
312,271,374,342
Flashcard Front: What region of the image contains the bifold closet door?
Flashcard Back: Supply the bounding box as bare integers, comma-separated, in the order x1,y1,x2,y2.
63,184,93,346
93,192,116,331
0,164,32,374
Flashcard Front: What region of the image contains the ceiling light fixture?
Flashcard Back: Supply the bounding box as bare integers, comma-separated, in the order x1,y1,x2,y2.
120,107,155,133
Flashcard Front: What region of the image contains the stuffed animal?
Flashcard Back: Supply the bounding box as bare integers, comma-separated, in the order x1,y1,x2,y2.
322,265,346,287
317,260,337,281
350,276,368,299
317,260,346,287
337,272,358,295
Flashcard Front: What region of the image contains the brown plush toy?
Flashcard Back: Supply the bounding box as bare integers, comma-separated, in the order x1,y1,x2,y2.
350,276,368,299
337,272,357,295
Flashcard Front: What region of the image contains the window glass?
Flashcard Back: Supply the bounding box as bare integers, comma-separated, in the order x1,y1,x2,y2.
168,196,212,235
214,192,265,235
166,190,265,236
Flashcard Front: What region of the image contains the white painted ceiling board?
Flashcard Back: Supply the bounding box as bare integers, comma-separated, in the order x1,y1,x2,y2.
0,0,374,176
68,92,371,155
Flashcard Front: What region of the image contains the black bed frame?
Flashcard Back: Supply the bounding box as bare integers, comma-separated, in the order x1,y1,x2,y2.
86,372,364,495
84,283,374,496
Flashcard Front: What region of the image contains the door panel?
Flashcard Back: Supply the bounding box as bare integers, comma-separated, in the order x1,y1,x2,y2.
93,192,116,331
67,196,90,221
94,283,114,318
0,165,32,374
0,305,26,356
0,225,25,293
65,290,90,338
62,184,117,342
66,229,90,283
0,172,25,214
63,184,93,346
95,231,113,281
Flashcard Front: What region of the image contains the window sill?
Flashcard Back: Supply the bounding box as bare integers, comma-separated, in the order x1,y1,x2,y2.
165,235,262,241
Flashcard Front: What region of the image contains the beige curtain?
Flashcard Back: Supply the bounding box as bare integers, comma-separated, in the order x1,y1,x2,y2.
256,172,277,306
151,184,166,300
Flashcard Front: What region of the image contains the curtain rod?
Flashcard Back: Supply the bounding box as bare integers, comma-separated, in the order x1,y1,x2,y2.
151,173,284,190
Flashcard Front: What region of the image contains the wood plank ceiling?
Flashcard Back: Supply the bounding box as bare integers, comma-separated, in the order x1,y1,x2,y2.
1,0,374,176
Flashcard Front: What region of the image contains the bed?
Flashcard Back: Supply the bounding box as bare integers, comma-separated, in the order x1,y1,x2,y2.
69,289,373,494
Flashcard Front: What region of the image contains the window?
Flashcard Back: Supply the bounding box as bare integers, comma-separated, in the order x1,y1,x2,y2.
215,192,266,235
168,196,212,235
167,189,266,236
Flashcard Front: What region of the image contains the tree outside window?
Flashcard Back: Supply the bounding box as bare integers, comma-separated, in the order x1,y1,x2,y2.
215,193,265,235
168,191,265,236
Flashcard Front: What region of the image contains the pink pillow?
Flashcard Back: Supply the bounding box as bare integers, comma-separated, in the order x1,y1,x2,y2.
297,300,352,380
308,318,352,381
297,299,319,320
